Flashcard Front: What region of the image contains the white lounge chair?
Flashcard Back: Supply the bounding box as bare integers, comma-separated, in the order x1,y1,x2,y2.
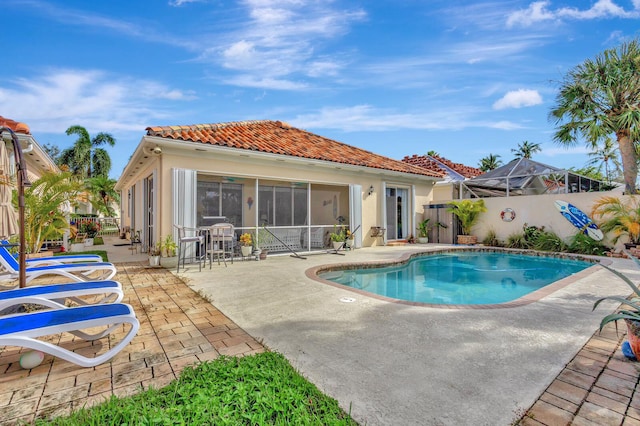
0,303,139,367
0,280,123,311
0,245,117,284
0,241,103,267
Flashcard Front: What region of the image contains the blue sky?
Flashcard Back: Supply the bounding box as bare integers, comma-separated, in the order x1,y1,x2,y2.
2,0,640,179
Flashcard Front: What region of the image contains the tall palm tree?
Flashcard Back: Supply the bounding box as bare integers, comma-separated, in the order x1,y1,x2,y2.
587,137,622,185
511,141,541,159
426,150,440,157
550,39,640,194
59,125,116,178
478,154,502,172
85,176,120,216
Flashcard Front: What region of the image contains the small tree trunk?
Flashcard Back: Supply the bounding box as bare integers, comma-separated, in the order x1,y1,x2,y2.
618,132,638,194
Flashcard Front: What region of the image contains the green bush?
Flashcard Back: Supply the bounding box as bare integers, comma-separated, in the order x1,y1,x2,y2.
482,229,502,247
568,233,608,256
506,233,528,249
532,231,568,252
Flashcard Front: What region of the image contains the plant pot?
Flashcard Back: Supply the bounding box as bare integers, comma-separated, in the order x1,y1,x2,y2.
332,241,344,250
345,238,354,248
70,243,85,252
160,256,178,269
259,249,268,260
148,255,161,267
241,246,253,257
625,319,640,358
84,238,94,247
457,235,477,245
417,237,429,244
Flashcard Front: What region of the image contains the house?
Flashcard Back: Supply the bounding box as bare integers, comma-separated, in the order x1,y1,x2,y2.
115,120,444,253
0,116,59,181
402,153,483,201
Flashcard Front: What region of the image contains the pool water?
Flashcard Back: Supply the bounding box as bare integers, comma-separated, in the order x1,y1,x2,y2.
318,252,592,305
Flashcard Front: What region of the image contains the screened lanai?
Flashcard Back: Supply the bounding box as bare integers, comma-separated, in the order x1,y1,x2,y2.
462,158,607,198
194,173,356,254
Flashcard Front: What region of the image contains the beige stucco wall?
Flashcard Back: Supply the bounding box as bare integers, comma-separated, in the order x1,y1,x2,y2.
117,139,438,248
467,190,624,247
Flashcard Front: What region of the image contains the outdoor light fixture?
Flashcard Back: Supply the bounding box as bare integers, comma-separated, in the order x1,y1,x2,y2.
368,185,375,196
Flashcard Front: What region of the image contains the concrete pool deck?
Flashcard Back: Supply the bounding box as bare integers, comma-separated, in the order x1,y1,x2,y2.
182,244,640,425
1,240,639,424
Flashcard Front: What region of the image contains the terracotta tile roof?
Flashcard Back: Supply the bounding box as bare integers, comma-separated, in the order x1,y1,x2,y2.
401,154,483,179
0,116,31,134
146,120,444,178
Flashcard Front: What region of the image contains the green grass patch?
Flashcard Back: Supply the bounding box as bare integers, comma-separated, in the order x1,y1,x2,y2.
36,352,357,425
54,250,108,262
92,236,104,246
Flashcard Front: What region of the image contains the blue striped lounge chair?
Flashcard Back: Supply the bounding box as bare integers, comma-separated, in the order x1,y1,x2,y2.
0,303,139,367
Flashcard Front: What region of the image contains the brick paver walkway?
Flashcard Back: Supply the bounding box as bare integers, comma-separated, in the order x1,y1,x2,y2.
521,322,640,425
0,263,263,425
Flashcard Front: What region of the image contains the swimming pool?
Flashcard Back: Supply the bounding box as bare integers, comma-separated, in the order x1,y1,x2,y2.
317,251,593,306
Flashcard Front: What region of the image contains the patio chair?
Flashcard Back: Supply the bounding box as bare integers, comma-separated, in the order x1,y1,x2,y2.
1,241,102,267
0,280,123,312
175,225,204,272
0,246,117,284
0,303,139,368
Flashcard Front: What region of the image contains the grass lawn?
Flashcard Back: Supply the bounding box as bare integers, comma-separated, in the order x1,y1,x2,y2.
36,352,358,425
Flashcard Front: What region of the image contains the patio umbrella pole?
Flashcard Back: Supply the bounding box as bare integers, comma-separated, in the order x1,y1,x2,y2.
1,127,31,288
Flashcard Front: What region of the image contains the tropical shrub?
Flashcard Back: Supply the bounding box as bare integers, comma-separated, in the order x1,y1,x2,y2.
591,196,640,245
16,171,82,254
505,233,527,249
446,199,487,235
532,231,568,252
567,233,608,256
482,229,502,247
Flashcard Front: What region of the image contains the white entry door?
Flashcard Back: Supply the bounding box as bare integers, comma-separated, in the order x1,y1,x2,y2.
385,187,409,240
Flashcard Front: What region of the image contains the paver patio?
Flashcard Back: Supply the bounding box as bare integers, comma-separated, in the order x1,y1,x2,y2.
0,239,639,425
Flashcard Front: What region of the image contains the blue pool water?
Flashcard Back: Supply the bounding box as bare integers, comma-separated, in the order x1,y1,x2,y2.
318,252,592,305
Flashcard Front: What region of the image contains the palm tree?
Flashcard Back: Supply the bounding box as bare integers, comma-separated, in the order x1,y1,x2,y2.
59,125,116,178
16,170,83,254
550,39,640,194
587,137,622,185
426,150,440,157
511,141,541,159
478,154,502,172
85,176,120,216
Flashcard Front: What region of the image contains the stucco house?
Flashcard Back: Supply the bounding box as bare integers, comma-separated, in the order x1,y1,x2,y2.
115,120,444,254
0,116,59,182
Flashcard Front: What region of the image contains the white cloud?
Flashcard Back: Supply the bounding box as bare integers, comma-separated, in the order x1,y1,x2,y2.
0,69,194,133
204,1,366,88
169,0,205,6
291,105,525,132
506,0,640,27
493,89,543,110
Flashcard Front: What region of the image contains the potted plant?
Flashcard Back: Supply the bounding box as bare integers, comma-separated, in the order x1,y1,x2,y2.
160,234,178,268
239,233,253,257
446,199,487,245
344,229,355,249
148,242,161,267
81,221,100,246
416,219,445,244
330,225,346,250
591,196,640,249
254,228,274,260
593,263,640,358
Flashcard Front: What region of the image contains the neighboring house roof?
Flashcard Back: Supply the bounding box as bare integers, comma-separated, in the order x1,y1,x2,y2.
145,120,444,178
0,115,59,177
401,154,483,181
